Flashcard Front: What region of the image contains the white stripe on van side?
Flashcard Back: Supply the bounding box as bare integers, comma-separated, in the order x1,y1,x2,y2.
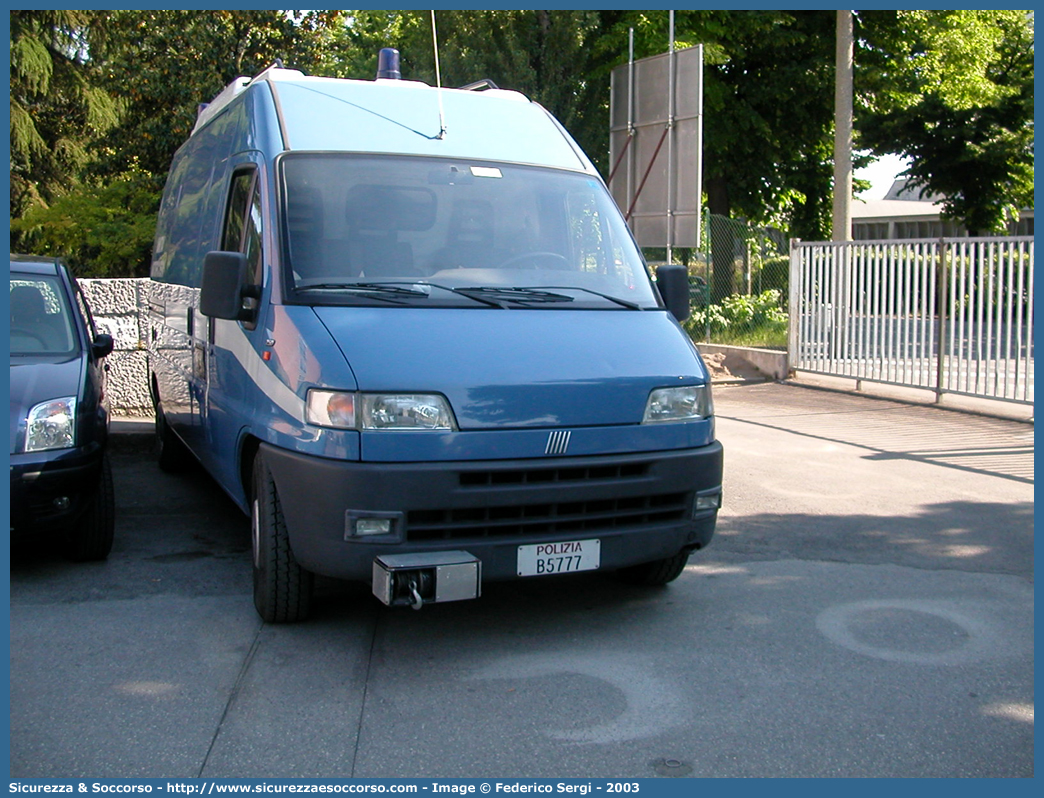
219,322,307,424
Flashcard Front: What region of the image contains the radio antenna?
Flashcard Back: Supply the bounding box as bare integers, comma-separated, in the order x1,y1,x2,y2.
431,9,447,140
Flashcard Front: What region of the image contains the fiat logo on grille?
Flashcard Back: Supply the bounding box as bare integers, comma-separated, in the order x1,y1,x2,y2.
545,430,572,456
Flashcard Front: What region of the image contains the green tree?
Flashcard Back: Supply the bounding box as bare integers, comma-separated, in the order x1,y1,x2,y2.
10,167,161,277
10,10,341,276
857,10,1034,234
9,11,120,218
644,11,838,299
90,10,343,181
316,9,433,81
699,10,837,240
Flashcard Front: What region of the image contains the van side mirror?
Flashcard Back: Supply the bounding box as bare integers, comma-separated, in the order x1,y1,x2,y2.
655,264,691,322
201,251,251,320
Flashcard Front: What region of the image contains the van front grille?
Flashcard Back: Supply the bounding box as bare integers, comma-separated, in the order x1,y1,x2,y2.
459,462,649,487
407,492,689,542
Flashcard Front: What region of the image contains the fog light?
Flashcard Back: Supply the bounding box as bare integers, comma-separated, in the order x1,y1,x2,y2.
357,518,392,536
53,496,71,511
694,492,721,512
345,511,402,540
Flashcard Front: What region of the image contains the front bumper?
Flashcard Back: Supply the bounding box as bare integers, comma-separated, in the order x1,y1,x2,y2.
262,441,723,582
9,444,105,538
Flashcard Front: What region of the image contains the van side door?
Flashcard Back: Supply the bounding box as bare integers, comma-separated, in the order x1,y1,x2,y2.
199,163,266,488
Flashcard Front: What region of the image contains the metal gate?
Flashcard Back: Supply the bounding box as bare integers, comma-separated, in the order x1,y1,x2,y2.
789,237,1034,405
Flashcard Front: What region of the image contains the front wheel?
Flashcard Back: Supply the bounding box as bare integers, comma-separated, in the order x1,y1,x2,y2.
251,454,314,623
614,549,690,586
66,453,115,561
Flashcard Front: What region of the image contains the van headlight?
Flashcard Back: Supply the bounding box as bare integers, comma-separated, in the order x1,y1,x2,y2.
25,397,77,452
359,394,457,430
642,385,712,424
306,390,457,431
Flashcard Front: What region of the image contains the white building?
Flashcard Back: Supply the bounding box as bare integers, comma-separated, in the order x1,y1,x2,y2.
852,178,1034,240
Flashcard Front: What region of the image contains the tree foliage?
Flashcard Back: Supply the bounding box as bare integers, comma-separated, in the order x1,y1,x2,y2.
11,10,343,275
857,10,1034,234
11,168,161,277
699,11,838,240
9,11,121,217
89,10,344,181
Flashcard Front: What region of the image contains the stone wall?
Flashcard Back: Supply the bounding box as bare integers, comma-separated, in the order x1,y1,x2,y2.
80,278,152,418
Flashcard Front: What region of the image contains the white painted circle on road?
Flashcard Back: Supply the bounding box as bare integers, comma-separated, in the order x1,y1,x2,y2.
816,599,1002,665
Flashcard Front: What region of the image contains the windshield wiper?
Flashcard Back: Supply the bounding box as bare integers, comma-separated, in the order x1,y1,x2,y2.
299,282,429,295
533,286,642,310
297,281,638,310
457,285,641,310
454,287,575,305
296,281,432,304
297,281,509,309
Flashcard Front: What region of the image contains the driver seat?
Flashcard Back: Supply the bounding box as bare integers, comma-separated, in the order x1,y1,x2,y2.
433,199,496,271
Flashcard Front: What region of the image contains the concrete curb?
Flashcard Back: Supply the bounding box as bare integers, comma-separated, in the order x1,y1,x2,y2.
697,343,789,382
109,416,155,451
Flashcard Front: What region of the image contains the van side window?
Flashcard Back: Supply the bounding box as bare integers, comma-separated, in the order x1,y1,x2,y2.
163,143,213,286
223,172,251,253
244,186,264,287
222,167,264,328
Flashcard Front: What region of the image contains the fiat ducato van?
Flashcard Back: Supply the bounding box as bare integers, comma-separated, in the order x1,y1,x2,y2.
148,54,723,622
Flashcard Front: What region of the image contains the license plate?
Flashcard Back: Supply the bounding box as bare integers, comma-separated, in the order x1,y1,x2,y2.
517,539,600,577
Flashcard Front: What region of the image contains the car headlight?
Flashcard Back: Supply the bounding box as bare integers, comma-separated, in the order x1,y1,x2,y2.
306,390,457,431
642,385,713,424
25,397,77,452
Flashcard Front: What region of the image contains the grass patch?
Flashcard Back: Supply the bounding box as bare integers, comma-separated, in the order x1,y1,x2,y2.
684,289,788,349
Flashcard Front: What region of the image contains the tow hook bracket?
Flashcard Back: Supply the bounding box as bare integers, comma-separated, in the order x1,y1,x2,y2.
372,551,481,609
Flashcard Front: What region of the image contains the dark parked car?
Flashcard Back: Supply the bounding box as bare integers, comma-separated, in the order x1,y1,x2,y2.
9,255,116,560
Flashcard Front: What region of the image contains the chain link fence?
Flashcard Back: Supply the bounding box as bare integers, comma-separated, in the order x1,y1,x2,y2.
644,214,789,347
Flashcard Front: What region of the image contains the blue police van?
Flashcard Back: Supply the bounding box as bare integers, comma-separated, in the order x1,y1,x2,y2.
148,53,723,622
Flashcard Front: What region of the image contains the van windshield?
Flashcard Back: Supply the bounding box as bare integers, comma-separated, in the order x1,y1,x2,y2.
280,154,660,309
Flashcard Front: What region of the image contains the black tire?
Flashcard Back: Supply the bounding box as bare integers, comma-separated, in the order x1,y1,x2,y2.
155,402,191,473
251,453,314,623
67,453,115,561
614,549,690,586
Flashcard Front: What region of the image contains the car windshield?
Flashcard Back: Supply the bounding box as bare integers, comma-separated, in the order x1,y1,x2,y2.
9,274,78,356
280,154,659,309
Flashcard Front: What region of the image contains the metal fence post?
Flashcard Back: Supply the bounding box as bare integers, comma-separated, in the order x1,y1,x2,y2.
788,239,802,372
934,237,949,403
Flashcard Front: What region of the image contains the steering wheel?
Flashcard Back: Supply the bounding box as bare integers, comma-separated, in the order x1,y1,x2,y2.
11,327,46,347
498,251,569,270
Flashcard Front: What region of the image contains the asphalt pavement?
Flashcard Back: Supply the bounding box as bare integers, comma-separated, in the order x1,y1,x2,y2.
8,382,1034,778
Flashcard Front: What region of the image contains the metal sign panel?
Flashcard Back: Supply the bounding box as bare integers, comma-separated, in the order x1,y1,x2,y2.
609,45,703,249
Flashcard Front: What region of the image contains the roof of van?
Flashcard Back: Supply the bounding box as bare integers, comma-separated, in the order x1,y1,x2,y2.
195,66,594,173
